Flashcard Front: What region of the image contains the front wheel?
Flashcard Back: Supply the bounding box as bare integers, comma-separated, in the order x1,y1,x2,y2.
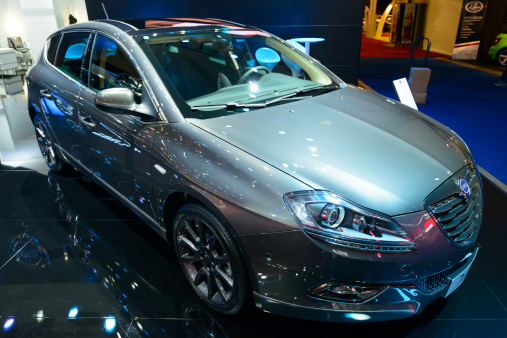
173,204,250,315
34,113,66,172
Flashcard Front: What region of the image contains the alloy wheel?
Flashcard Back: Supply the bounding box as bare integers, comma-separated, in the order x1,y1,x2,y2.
498,50,507,66
35,119,57,167
176,216,234,305
498,49,507,66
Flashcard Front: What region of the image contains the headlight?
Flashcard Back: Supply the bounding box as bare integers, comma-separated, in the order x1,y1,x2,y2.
284,191,415,252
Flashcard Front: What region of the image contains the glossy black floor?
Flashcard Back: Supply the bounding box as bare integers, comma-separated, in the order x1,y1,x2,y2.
1,94,507,337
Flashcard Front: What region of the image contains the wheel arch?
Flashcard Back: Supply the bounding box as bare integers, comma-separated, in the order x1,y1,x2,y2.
162,187,260,294
162,187,235,237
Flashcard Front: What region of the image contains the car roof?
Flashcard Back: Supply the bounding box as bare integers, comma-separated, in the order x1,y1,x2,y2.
96,17,251,35
52,18,267,41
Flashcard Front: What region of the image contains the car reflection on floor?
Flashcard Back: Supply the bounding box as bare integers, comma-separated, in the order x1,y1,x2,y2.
1,163,507,337
1,168,231,337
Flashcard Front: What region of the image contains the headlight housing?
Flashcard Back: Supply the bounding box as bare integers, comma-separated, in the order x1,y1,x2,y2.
284,191,415,252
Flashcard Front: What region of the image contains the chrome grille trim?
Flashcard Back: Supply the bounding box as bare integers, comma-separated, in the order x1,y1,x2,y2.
439,199,468,223
425,165,483,248
307,232,416,252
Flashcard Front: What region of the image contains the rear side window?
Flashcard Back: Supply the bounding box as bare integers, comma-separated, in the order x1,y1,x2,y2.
46,34,61,65
54,32,90,81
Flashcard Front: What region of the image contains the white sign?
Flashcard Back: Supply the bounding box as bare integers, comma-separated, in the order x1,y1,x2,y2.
393,78,418,110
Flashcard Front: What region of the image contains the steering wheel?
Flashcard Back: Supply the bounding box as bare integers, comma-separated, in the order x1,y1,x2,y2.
237,66,270,84
116,73,141,93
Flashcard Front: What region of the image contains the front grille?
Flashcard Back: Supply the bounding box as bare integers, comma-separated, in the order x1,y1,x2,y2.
426,165,483,248
390,259,467,294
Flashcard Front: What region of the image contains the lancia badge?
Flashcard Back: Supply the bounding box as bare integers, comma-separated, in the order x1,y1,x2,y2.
458,178,471,197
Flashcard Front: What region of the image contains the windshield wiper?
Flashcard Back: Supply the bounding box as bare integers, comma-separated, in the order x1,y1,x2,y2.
261,85,340,104
190,85,340,111
295,85,340,96
190,102,266,111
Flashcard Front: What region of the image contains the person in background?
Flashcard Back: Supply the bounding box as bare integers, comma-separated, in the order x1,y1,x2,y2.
69,14,77,25
495,63,507,86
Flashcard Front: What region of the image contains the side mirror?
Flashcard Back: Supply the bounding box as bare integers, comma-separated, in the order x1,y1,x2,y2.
95,88,138,112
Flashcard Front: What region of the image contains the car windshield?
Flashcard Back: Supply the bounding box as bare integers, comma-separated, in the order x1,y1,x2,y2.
134,28,344,118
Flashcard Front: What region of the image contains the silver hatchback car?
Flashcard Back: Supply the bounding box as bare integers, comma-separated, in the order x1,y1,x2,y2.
27,18,482,322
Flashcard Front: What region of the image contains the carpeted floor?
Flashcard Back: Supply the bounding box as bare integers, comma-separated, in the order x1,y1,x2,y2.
360,35,449,59
359,57,507,185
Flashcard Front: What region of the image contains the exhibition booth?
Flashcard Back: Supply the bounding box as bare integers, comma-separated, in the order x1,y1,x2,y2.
0,0,507,336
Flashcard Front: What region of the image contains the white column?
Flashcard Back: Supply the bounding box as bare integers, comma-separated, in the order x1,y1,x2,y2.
19,0,59,59
365,0,377,38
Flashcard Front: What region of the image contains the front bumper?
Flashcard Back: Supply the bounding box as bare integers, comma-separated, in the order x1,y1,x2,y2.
252,247,478,322
238,216,478,322
253,287,424,322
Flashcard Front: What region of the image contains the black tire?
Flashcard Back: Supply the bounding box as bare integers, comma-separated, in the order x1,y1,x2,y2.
496,48,507,66
34,113,66,172
173,204,250,315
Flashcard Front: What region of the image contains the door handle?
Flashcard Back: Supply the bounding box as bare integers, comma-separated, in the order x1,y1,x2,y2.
40,89,52,99
78,110,96,128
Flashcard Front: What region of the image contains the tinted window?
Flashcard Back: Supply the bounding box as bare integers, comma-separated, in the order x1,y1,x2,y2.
90,35,142,102
54,32,90,81
46,34,61,65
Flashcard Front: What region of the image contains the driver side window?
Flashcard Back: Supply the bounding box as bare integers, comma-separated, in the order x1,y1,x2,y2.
89,35,142,102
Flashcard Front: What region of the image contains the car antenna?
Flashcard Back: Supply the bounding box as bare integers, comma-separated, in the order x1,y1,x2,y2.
101,3,109,19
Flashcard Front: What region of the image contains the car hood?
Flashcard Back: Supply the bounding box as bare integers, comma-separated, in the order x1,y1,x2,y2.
189,86,472,215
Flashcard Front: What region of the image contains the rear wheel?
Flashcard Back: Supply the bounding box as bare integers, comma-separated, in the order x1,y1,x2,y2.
496,48,507,66
34,113,66,172
173,204,250,315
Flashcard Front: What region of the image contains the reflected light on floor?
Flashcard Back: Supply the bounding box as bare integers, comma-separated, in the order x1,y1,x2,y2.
68,307,79,318
3,318,14,331
104,317,116,332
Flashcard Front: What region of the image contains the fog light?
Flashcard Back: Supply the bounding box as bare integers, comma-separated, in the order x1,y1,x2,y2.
309,282,386,303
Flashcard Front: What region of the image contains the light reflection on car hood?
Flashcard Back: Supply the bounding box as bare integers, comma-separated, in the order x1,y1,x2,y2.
189,86,471,216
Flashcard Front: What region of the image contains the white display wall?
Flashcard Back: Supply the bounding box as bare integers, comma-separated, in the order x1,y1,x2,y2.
0,0,88,62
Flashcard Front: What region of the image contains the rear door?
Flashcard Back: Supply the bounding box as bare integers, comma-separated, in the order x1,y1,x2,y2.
37,32,92,157
76,33,158,220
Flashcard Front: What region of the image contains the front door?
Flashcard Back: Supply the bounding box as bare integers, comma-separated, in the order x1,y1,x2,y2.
76,34,158,220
